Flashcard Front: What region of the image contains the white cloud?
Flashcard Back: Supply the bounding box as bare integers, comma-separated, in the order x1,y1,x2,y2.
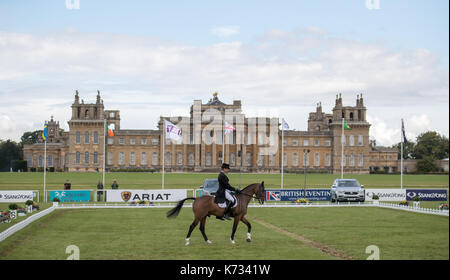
0,28,448,144
211,26,240,37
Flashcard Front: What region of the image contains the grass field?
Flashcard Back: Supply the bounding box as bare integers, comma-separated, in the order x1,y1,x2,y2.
0,172,448,260
0,207,448,260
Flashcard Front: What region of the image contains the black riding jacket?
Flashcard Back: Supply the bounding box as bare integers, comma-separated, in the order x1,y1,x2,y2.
215,171,238,204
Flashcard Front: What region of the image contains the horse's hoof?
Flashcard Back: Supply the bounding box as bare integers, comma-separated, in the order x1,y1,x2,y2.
230,238,235,244
206,240,212,244
246,238,251,242
185,238,190,246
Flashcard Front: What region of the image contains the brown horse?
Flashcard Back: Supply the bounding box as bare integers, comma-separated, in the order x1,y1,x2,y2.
167,181,265,245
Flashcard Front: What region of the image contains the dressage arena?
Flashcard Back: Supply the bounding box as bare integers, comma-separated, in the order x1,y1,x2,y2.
0,173,448,260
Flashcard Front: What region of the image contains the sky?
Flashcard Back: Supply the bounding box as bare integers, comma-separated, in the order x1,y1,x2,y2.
0,0,448,146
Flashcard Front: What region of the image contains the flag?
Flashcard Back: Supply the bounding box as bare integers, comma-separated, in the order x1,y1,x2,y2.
224,122,235,134
165,120,182,141
106,121,115,137
401,119,407,144
343,119,352,130
282,119,289,130
42,123,48,141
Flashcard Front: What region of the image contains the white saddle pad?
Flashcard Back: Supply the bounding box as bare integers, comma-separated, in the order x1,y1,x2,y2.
217,196,238,209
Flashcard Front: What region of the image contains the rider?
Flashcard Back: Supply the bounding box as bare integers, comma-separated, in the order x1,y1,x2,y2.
216,163,240,221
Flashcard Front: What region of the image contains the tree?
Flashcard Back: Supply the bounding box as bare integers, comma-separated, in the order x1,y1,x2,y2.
392,141,416,159
20,130,42,146
416,156,438,173
412,131,449,160
0,139,23,171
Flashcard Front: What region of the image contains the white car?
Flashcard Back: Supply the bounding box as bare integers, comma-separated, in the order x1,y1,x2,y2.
330,179,365,202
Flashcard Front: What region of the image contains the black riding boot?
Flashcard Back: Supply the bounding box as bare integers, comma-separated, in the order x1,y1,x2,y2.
223,201,233,220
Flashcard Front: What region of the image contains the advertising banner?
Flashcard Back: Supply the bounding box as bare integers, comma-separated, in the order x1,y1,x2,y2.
364,189,406,201
0,191,34,203
49,190,91,202
106,189,187,202
406,189,448,201
265,189,331,201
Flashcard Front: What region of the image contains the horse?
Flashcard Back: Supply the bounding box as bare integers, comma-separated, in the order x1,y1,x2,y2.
167,181,265,245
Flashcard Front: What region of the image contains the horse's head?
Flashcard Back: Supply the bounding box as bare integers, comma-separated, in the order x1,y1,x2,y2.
256,181,265,204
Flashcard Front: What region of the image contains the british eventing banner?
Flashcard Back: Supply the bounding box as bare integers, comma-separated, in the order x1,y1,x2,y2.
265,189,331,201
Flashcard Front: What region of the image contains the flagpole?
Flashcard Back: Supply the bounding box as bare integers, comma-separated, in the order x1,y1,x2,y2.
400,119,403,189
162,120,165,190
44,139,47,203
102,118,106,196
222,119,225,163
281,118,284,189
341,118,344,179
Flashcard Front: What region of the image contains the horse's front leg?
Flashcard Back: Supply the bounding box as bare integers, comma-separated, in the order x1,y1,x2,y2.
230,215,241,244
241,216,252,242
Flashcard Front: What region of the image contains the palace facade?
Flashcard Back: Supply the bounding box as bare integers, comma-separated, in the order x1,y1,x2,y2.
23,91,398,174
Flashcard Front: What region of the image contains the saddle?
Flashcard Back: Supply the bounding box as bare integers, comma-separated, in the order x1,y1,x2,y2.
216,194,238,209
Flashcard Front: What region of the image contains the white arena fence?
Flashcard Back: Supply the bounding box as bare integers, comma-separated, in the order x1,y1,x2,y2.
0,205,55,242
1,200,448,243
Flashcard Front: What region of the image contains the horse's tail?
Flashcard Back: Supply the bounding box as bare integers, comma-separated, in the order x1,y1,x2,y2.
166,197,196,219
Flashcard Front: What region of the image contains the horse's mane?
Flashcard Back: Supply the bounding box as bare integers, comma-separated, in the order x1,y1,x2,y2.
241,182,262,194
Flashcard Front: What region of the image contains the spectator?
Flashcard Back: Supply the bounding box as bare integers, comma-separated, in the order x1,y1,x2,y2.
97,180,104,201
111,180,119,190
64,180,71,190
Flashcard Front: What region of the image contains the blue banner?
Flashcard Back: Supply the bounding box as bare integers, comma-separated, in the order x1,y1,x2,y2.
406,189,447,201
265,189,331,201
49,190,91,202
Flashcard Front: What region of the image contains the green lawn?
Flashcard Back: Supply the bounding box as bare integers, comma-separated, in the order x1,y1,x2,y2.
0,207,447,260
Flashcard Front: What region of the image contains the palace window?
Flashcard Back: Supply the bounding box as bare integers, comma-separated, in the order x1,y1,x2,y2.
119,152,125,165
75,132,80,144
188,152,194,166
48,155,53,167
358,154,364,167
108,138,114,145
269,154,275,166
84,132,90,144
108,152,113,165
350,154,355,166
119,138,124,145
141,152,147,165
141,138,147,145
27,156,33,167
314,153,320,167
230,152,235,166
283,153,287,166
257,153,263,167
130,138,136,145
358,134,363,146
304,153,309,167
293,153,298,167
314,139,320,146
349,135,355,146
75,152,80,164
303,139,309,146
130,152,136,165
246,152,251,166
94,152,98,164
206,152,211,166
165,152,171,165
93,132,98,144
178,152,183,165
152,138,159,145
84,152,89,164
38,155,43,167
325,153,331,167
292,140,298,146
152,152,158,166
325,140,331,146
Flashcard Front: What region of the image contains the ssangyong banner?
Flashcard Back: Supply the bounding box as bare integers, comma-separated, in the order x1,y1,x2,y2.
406,189,448,201
0,191,34,203
365,189,406,201
49,190,91,202
106,189,187,202
265,189,331,201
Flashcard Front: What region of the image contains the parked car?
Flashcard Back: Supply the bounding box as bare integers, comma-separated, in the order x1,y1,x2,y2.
199,179,219,196
330,179,365,202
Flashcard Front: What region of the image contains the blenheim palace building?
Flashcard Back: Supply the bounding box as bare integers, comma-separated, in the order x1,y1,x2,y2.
24,91,398,174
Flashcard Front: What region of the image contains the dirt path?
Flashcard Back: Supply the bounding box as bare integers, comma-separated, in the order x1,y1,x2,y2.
249,216,353,260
